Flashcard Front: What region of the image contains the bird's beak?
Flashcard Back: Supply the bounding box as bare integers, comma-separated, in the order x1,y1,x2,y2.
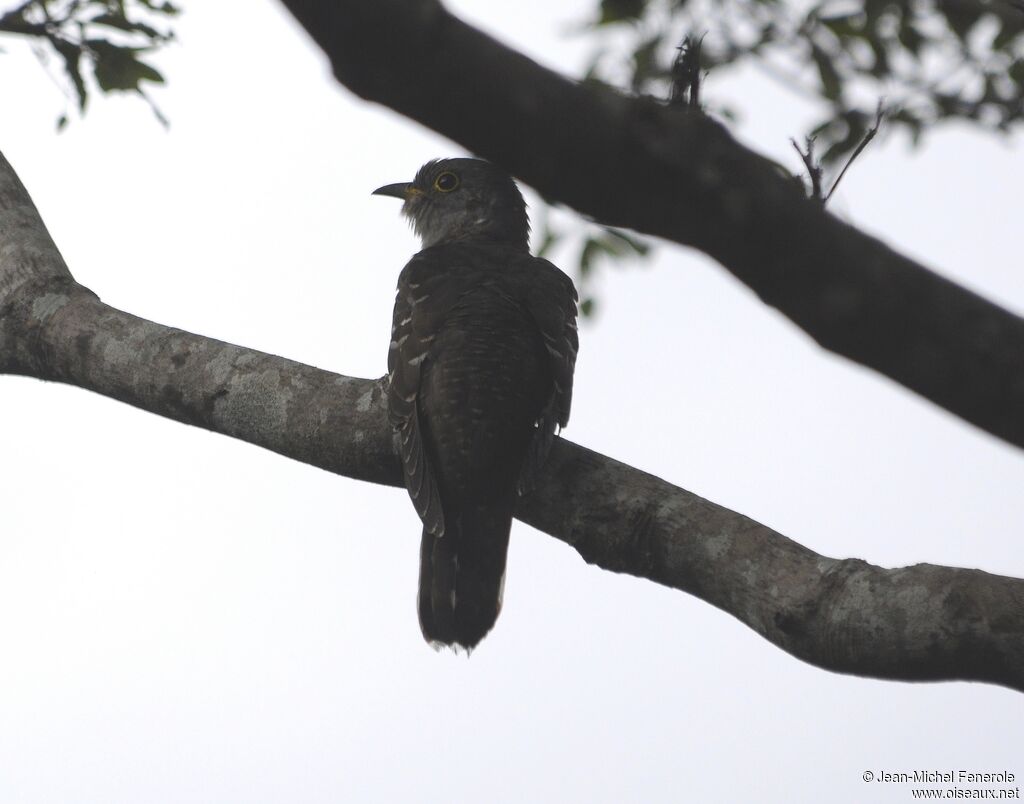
372,182,416,199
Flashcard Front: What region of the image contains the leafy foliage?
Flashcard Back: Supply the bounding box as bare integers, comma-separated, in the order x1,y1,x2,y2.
535,214,651,319
584,0,1024,164
548,0,1024,307
5,1,1022,314
0,0,179,128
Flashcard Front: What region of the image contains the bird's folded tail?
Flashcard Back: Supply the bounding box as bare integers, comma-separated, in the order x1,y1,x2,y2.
417,503,512,650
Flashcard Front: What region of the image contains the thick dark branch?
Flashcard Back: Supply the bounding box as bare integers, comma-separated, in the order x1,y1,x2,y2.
278,0,1024,450
2,152,1022,692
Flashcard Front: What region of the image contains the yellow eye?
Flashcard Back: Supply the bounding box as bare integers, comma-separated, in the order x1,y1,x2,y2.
433,171,459,192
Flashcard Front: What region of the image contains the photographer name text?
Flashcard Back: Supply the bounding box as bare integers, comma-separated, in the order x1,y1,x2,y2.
871,771,1015,784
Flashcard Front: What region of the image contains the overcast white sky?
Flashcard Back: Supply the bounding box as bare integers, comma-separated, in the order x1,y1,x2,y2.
2,2,1023,802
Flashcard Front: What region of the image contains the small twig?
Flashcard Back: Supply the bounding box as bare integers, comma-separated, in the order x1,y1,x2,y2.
670,34,705,111
824,101,885,203
790,136,824,202
791,101,885,206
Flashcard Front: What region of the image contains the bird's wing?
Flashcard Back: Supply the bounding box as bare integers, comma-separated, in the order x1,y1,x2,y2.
389,252,486,536
388,255,448,538
517,256,579,494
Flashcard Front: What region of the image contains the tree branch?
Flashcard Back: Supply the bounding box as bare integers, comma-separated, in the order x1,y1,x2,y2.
2,151,1022,692
277,0,1024,450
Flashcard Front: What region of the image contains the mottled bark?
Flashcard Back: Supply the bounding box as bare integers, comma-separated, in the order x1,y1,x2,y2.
277,0,1024,450
2,152,1022,692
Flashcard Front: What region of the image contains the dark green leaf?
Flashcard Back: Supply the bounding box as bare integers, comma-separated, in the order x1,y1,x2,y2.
52,39,88,111
580,298,596,318
136,0,181,15
865,34,890,77
820,111,868,163
819,13,863,40
598,0,647,25
593,233,629,258
631,34,663,89
1009,60,1024,86
579,237,600,277
535,225,561,259
896,16,924,56
993,22,1022,51
90,40,164,92
810,44,842,101
748,22,777,52
88,12,164,40
863,0,893,25
600,227,651,257
934,93,963,116
0,5,26,31
889,108,924,144
942,4,977,41
808,117,836,140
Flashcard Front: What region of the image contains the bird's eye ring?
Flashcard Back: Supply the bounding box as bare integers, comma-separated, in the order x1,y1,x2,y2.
433,172,460,193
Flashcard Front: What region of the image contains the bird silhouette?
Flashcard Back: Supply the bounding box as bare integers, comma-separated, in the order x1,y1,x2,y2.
375,158,579,649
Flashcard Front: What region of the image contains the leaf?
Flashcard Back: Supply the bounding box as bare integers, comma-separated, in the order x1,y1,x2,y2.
598,0,647,25
580,298,596,318
1009,60,1024,86
631,34,663,89
863,0,893,25
887,107,924,144
576,227,651,282
807,116,836,140
942,4,977,41
865,34,890,77
89,40,164,92
750,21,777,52
88,12,164,41
52,38,89,111
896,15,924,56
535,224,562,259
810,44,842,101
136,0,181,15
599,227,651,258
579,237,600,277
820,111,868,163
819,13,863,40
993,21,1022,51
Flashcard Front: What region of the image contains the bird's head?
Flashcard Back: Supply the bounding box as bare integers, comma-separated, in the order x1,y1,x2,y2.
373,158,529,251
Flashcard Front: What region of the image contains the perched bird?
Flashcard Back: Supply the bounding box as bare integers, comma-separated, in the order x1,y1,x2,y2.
374,158,578,650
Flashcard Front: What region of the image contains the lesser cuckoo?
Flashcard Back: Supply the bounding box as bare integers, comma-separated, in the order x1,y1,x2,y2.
374,158,579,650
